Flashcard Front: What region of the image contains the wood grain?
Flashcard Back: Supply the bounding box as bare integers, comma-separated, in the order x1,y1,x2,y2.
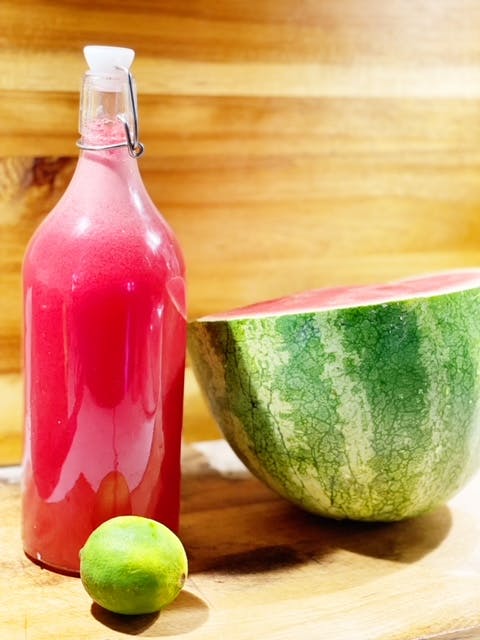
3,0,480,452
3,1,480,95
0,374,23,465
5,95,480,157
3,152,480,375
3,442,480,639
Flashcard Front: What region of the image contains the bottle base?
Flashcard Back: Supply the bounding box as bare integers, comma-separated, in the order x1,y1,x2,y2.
24,549,80,577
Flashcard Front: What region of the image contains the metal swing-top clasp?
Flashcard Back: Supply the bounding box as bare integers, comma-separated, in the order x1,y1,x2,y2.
77,66,145,159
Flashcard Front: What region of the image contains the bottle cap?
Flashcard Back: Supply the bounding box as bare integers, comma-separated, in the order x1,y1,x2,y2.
83,46,135,73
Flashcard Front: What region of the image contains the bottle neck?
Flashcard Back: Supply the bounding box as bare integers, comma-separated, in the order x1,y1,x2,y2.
68,67,147,210
78,68,139,154
63,136,147,226
77,117,142,185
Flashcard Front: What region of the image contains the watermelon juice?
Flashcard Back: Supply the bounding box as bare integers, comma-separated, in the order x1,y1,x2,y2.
22,47,186,573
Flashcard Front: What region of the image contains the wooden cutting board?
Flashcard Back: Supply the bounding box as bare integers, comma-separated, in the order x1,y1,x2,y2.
3,440,480,640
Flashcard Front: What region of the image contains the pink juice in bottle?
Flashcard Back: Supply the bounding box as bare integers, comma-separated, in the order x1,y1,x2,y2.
22,46,186,573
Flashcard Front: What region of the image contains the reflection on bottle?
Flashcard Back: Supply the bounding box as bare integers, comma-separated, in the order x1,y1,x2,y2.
92,470,133,528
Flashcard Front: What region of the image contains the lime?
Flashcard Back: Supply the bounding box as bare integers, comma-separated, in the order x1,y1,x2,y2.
79,515,188,615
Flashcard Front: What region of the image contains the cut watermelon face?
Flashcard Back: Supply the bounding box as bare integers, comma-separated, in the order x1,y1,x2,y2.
188,270,480,521
200,270,480,320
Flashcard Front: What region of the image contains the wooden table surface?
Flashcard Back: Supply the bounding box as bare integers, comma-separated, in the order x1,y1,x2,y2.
3,440,480,640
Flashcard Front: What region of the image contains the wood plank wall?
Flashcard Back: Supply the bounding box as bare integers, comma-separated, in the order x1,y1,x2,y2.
2,0,480,461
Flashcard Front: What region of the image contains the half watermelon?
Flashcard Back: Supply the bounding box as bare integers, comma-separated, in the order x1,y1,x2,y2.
188,271,480,521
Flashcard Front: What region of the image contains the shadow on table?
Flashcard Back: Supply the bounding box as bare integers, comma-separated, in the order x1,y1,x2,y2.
180,447,453,579
91,590,209,636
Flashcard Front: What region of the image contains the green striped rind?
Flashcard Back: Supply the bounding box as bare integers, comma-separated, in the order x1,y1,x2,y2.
188,287,480,521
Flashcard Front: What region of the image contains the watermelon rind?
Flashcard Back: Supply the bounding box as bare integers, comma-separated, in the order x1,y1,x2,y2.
188,282,480,521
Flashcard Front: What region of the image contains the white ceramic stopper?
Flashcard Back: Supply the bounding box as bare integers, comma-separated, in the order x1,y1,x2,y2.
83,45,135,73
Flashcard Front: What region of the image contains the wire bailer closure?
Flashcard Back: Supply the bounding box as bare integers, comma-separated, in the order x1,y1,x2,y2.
76,66,145,159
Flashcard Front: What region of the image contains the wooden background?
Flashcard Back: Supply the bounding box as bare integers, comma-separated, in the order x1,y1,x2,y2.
2,0,480,464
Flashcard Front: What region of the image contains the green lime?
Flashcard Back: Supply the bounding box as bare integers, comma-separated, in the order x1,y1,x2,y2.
79,515,188,615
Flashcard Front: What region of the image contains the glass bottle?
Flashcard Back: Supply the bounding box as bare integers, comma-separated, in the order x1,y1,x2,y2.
21,46,187,574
